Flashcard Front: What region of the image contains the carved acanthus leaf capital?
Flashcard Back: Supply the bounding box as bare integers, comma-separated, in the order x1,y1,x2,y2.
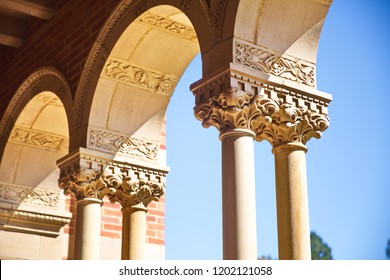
103,173,165,210
192,67,331,146
252,103,330,147
194,87,260,132
58,168,113,201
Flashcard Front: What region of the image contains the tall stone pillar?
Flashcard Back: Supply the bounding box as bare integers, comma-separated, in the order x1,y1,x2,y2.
220,129,257,259
193,70,259,260
105,166,167,260
252,84,331,260
57,149,112,260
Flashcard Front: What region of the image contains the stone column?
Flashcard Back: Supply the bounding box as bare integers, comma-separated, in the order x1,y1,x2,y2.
105,167,167,260
273,142,310,259
57,150,112,260
74,198,103,259
193,75,260,260
220,129,257,259
252,85,331,260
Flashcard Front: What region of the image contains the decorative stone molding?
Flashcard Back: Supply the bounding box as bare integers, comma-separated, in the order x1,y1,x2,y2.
0,183,59,209
0,207,71,237
9,126,68,153
192,65,331,146
137,12,197,42
88,128,158,161
0,208,70,226
102,57,178,95
209,0,226,41
57,148,168,205
234,39,316,87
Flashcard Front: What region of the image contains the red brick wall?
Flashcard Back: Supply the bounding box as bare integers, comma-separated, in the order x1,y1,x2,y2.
0,0,120,115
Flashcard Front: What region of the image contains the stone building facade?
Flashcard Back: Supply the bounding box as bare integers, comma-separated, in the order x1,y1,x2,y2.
0,0,332,260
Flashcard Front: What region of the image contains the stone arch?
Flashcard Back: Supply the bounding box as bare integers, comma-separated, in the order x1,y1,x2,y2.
71,0,213,150
0,67,73,259
0,67,73,161
233,0,332,89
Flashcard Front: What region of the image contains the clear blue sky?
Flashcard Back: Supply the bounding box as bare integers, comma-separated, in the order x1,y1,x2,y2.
164,0,390,260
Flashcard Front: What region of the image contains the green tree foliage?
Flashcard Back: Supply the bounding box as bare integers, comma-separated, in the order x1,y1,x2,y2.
386,239,390,259
310,231,333,260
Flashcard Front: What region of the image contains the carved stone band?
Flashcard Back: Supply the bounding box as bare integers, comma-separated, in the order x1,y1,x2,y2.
57,148,168,208
192,66,331,147
234,39,316,87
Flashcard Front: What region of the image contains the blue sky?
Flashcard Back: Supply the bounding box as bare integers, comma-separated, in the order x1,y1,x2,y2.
164,0,390,260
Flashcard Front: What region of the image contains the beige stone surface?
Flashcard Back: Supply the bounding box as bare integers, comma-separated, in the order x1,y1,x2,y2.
0,230,65,259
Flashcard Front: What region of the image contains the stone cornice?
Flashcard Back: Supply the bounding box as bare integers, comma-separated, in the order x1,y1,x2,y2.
57,148,168,205
192,65,331,146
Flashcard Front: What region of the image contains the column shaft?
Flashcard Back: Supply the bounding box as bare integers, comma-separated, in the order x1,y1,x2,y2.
273,143,311,260
121,206,147,260
220,129,257,260
74,198,102,260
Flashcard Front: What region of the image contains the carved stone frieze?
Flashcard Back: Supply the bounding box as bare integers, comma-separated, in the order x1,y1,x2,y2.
102,58,178,95
9,126,69,152
57,149,168,206
88,128,158,161
234,39,316,87
0,183,59,208
192,66,331,146
137,12,197,42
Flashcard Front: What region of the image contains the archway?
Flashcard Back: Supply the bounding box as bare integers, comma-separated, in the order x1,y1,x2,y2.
0,68,72,259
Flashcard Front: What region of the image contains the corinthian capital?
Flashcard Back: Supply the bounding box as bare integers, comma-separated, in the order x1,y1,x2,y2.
58,168,112,201
104,174,165,210
194,87,260,132
57,148,168,204
191,65,331,146
252,104,330,147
